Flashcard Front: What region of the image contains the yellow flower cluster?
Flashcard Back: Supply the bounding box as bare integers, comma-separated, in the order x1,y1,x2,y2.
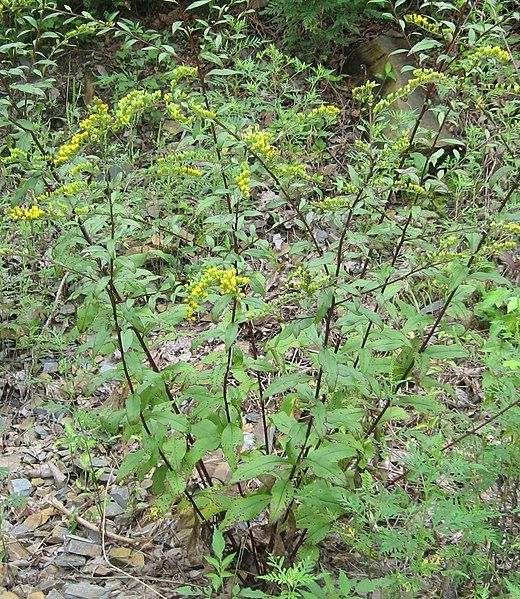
404,13,440,35
374,68,448,114
154,155,202,177
468,45,510,63
0,148,45,165
115,89,161,127
319,195,352,211
164,96,194,124
491,221,520,235
54,98,113,165
296,105,341,121
189,103,216,120
8,204,45,221
288,265,329,295
352,80,378,105
235,162,251,198
244,129,276,162
184,266,249,320
69,160,98,175
400,182,426,195
277,164,323,183
485,241,517,254
170,65,198,86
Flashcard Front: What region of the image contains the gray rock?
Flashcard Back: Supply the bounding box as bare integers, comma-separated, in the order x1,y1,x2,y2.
47,592,65,599
54,554,87,568
34,425,49,438
8,478,32,497
66,537,102,557
9,523,35,539
43,360,59,373
110,485,130,509
63,582,110,598
104,502,124,518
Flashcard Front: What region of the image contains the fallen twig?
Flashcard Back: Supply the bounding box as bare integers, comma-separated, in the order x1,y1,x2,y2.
46,495,138,546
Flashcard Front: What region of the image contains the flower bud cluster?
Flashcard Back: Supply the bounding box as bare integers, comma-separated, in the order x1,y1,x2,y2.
170,66,198,86
404,13,440,35
287,265,330,295
184,266,249,320
164,96,194,124
296,104,341,122
54,98,113,165
352,81,378,105
491,221,520,235
115,89,161,127
244,128,276,162
189,103,216,120
374,69,448,114
155,156,202,177
467,45,510,63
235,162,251,198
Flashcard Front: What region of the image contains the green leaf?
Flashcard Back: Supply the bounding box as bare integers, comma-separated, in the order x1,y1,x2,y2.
165,470,185,498
211,528,226,558
221,423,243,470
378,406,409,425
425,344,468,359
221,493,270,528
230,455,286,484
317,348,339,391
303,443,356,483
225,322,239,351
118,448,149,480
208,68,240,76
264,374,310,398
162,435,187,471
125,392,141,425
315,288,334,322
186,0,212,10
410,39,442,53
269,477,294,524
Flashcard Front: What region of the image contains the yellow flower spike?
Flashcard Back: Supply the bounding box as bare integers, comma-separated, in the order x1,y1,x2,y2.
404,13,440,35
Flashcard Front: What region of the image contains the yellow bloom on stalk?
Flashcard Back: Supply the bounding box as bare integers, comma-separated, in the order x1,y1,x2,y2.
235,162,251,198
404,13,440,35
467,45,510,63
8,204,45,221
54,98,113,165
296,104,341,121
243,128,276,162
184,266,249,320
114,89,161,127
170,65,198,86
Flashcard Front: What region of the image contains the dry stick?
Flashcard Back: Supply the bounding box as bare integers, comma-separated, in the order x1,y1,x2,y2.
47,495,138,546
246,321,270,454
100,470,171,599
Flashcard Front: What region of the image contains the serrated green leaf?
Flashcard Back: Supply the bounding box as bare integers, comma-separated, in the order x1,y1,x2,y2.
269,477,294,524
230,455,286,483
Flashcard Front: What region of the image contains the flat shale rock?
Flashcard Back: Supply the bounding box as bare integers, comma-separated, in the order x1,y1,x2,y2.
66,537,102,557
8,479,33,497
63,582,110,598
